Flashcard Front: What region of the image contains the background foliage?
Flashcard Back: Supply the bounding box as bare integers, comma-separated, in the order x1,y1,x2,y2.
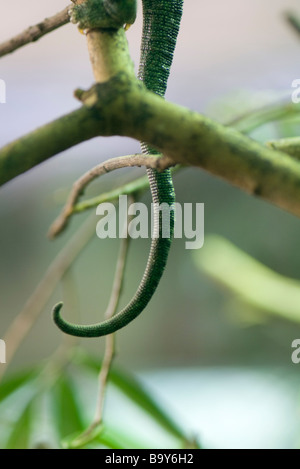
1,0,300,448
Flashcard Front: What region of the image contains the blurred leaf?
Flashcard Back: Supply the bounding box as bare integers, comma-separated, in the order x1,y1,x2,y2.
232,102,300,135
28,392,60,449
0,368,39,402
5,399,34,449
194,235,300,324
96,427,130,449
277,118,300,139
76,352,186,442
51,374,86,440
0,355,197,449
96,425,144,449
110,370,185,441
207,90,300,142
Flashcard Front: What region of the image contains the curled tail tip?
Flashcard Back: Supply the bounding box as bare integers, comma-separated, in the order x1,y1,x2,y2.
52,302,64,323
52,302,80,337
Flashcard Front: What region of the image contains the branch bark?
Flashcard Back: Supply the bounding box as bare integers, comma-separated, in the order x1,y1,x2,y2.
2,69,300,218
2,27,300,220
0,7,71,58
48,153,171,238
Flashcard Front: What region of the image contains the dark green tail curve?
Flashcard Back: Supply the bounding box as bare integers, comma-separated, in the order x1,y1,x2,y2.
53,0,183,337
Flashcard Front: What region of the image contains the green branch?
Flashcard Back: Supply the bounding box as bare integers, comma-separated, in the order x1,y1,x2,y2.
2,71,300,219
0,105,100,185
73,173,150,213
2,26,300,219
2,71,300,218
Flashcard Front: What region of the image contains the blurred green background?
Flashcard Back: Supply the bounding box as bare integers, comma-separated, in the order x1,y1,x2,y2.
1,0,300,449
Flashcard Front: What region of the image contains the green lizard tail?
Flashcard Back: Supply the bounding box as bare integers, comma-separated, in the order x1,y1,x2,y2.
53,0,183,337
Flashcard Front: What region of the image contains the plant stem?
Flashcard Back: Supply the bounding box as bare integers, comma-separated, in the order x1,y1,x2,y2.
69,198,132,445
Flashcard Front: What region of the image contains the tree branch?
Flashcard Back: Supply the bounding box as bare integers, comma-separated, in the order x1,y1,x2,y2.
0,7,71,58
60,98,300,220
2,70,300,218
2,24,300,219
48,153,172,238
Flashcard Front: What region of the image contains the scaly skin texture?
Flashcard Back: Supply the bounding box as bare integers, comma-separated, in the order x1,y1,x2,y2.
53,0,183,337
70,0,137,30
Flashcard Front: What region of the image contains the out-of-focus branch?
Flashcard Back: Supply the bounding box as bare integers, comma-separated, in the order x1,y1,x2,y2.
227,101,300,134
72,173,150,214
194,235,300,324
92,195,133,427
0,214,96,382
68,196,133,449
0,7,71,58
285,11,300,37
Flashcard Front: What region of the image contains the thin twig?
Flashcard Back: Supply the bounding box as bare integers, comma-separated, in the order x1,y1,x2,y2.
0,7,71,58
94,195,133,427
73,173,150,213
48,153,172,239
71,196,133,445
0,214,96,383
72,166,181,214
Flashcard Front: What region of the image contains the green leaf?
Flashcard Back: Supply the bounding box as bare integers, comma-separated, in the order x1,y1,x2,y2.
0,368,39,402
193,235,300,324
51,374,86,440
75,352,186,442
110,370,185,440
5,399,34,449
93,424,147,449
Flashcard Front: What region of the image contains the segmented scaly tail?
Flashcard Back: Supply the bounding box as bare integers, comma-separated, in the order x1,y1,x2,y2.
53,0,183,337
